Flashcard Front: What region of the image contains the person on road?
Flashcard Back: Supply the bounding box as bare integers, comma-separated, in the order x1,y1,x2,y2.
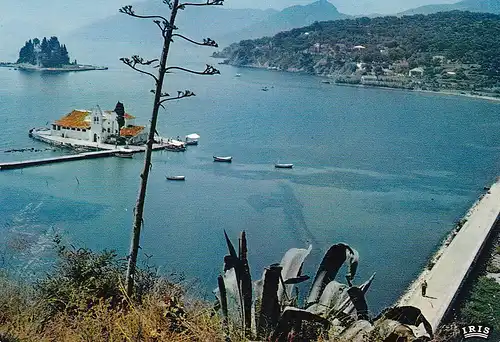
421,280,428,297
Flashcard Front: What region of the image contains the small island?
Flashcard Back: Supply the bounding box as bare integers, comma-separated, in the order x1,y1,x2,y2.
0,36,107,72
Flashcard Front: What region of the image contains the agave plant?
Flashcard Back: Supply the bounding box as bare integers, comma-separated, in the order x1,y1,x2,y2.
214,231,434,342
214,231,378,341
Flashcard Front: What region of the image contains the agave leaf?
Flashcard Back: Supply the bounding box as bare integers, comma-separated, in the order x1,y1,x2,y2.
306,244,356,306
214,268,243,326
277,245,312,305
270,306,331,342
284,275,310,285
239,231,252,336
218,275,228,318
224,229,238,259
347,287,369,320
346,248,359,281
360,273,376,294
306,281,349,316
340,273,376,320
375,306,433,339
256,265,282,339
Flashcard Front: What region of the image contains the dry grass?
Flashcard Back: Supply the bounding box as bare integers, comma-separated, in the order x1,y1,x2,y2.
0,279,232,342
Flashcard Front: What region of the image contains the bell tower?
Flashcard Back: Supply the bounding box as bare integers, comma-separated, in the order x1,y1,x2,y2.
90,106,103,143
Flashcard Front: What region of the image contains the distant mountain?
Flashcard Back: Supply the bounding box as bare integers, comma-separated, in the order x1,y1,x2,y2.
69,1,277,46
401,0,500,15
70,0,349,48
222,0,349,43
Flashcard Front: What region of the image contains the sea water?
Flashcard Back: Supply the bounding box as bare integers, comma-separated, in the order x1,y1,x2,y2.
1,44,499,313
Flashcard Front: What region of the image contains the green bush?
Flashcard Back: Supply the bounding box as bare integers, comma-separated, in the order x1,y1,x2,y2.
36,238,157,319
461,277,500,332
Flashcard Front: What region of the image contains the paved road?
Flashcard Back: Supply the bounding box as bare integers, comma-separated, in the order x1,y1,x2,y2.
398,180,500,335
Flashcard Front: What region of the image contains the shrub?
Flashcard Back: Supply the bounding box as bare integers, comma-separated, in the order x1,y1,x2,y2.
461,277,500,332
36,238,157,319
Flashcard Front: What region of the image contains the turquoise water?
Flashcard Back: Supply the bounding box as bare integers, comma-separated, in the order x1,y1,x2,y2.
1,47,499,313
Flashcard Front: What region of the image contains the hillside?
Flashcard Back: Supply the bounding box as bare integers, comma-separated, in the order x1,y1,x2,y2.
401,0,500,15
214,11,500,94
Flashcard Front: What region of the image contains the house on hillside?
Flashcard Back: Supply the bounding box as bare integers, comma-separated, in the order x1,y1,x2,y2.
50,103,147,145
409,67,424,77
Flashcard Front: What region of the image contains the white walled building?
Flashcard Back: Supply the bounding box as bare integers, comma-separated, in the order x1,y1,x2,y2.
50,106,147,145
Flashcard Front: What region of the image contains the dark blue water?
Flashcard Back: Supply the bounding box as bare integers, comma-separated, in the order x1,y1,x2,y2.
1,44,499,313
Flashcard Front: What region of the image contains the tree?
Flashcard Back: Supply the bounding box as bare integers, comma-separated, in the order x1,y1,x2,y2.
120,0,223,297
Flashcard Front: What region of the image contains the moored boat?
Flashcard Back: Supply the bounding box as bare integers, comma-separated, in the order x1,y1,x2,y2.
275,163,293,169
185,133,200,146
166,175,186,181
114,150,134,158
213,156,232,162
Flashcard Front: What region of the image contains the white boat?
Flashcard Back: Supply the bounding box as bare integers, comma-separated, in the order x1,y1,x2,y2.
235,73,241,77
166,175,185,181
185,133,200,146
114,149,134,158
213,156,232,162
275,163,293,169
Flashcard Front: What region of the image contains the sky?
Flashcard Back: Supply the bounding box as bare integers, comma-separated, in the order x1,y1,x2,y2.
0,0,460,60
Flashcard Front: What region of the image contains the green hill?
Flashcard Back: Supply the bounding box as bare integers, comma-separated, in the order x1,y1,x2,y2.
215,11,500,92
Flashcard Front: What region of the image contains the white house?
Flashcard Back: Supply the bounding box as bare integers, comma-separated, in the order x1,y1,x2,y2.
50,105,147,145
409,67,424,77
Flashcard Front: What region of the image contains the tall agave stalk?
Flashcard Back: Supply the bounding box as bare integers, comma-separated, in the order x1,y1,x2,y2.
119,0,223,296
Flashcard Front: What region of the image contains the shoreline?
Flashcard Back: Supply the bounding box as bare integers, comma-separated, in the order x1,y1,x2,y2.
333,82,500,103
0,63,108,72
397,177,500,332
218,61,500,104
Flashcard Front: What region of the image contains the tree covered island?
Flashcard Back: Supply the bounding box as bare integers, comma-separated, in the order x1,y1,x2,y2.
1,36,107,71
215,11,500,98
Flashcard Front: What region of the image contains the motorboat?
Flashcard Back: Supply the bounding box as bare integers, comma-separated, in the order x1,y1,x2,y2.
262,86,269,91
275,163,293,169
185,133,200,146
164,139,186,152
166,175,186,181
213,156,232,162
235,73,241,77
114,150,134,158
165,145,186,152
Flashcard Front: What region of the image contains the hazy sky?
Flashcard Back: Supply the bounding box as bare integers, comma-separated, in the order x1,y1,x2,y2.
0,0,460,60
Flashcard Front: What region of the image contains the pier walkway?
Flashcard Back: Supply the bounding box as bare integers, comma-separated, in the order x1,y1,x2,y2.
398,180,500,335
0,150,121,170
1,132,183,170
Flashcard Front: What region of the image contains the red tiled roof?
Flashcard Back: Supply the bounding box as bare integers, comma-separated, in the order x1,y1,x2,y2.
54,110,90,129
120,125,145,137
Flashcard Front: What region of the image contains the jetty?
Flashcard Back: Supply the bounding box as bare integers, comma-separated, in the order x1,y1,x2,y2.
398,180,500,336
0,150,121,170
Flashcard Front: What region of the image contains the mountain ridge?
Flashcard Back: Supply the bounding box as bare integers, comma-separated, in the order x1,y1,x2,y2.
401,0,500,15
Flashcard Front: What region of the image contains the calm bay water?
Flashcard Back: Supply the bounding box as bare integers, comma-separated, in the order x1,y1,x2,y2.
1,45,499,313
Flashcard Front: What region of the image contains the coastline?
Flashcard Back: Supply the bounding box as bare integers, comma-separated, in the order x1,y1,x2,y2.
0,63,107,72
397,178,500,331
333,82,500,103
218,61,500,104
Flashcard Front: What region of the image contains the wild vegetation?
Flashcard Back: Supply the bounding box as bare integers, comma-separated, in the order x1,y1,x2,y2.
215,11,500,94
17,37,73,68
0,240,225,341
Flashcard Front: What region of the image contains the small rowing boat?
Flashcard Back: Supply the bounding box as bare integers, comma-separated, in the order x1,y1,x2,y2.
213,156,232,162
114,150,133,158
275,163,293,169
166,175,185,181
